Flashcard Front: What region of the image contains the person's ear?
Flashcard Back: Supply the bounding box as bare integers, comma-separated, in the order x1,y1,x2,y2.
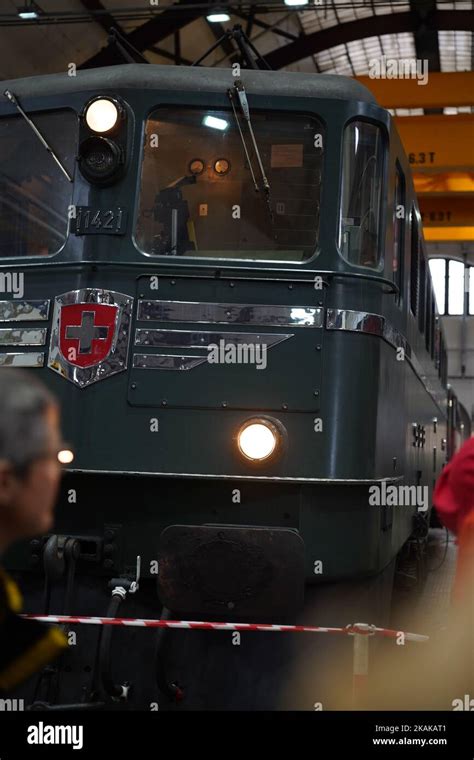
0,460,17,506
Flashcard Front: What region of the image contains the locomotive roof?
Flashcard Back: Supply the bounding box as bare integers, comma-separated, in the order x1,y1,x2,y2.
1,64,377,105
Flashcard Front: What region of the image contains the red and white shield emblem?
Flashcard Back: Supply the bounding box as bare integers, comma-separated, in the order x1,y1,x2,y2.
49,289,133,388
59,303,118,368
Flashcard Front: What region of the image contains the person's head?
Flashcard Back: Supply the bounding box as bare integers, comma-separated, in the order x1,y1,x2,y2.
0,370,63,552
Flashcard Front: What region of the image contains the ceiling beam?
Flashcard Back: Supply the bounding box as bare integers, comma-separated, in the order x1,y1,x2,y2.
410,0,441,71
147,44,192,66
264,10,474,70
410,0,441,113
233,11,298,41
205,19,236,60
78,0,124,36
79,0,203,69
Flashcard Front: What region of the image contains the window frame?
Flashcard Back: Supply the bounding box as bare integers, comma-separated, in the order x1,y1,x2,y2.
447,259,465,316
428,257,474,317
418,246,427,334
392,161,405,307
0,107,77,261
410,206,419,317
133,104,326,266
337,117,387,273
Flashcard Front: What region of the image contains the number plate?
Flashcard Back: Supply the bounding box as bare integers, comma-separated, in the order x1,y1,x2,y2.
74,207,127,235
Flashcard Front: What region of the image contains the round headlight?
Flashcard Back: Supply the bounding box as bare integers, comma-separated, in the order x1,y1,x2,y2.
237,419,280,462
85,98,119,134
78,136,123,185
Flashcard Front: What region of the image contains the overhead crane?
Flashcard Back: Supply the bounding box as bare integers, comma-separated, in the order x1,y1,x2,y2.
355,72,474,242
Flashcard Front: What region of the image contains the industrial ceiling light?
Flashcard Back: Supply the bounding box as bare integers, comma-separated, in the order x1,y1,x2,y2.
206,5,230,22
284,0,309,5
17,0,42,19
202,114,228,131
207,12,231,21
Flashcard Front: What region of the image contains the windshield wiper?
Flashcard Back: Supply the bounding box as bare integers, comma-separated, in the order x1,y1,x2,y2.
227,87,259,193
228,79,274,223
3,90,73,183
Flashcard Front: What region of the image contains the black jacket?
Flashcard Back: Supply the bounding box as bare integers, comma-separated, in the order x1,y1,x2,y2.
0,566,67,692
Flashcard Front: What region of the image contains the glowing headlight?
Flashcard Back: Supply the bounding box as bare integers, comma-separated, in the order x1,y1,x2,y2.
237,419,280,462
57,449,74,465
85,98,119,134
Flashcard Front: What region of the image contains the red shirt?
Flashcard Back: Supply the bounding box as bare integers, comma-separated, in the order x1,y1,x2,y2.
434,436,474,535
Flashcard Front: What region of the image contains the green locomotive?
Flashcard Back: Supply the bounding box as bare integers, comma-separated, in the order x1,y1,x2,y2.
0,62,460,708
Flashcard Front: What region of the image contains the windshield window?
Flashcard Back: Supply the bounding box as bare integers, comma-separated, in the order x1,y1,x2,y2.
0,109,76,258
338,120,384,270
136,107,324,262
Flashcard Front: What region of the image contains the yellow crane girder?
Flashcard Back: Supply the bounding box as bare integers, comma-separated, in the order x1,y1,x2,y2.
355,71,474,110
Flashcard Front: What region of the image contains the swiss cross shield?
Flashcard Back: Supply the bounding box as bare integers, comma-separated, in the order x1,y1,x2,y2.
59,304,118,368
48,289,133,388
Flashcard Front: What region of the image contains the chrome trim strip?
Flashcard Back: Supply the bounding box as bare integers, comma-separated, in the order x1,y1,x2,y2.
326,308,411,357
137,300,324,328
0,352,44,367
65,469,405,484
133,353,207,371
326,308,446,412
134,328,293,349
0,328,47,346
0,300,50,322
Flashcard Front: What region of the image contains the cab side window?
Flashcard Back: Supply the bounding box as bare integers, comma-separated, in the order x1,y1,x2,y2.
392,164,405,305
339,120,384,270
410,208,419,317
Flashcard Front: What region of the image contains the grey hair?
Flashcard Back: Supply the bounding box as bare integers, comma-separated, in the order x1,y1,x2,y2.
0,369,56,474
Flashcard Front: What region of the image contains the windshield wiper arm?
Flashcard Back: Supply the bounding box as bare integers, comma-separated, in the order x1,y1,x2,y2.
232,79,273,222
227,87,259,193
4,90,73,183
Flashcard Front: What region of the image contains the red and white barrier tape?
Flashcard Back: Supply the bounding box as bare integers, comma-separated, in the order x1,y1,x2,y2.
22,615,429,643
